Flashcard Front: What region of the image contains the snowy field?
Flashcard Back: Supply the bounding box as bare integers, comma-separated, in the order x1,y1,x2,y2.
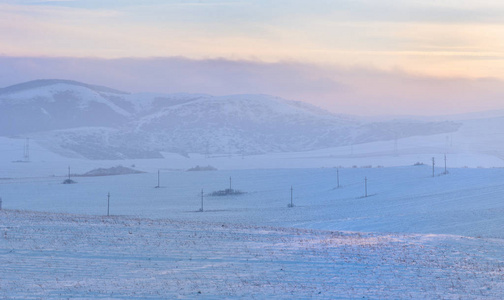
1,135,504,298
1,164,504,298
1,166,504,239
2,210,504,299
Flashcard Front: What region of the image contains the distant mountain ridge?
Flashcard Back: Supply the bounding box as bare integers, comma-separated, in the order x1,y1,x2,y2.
0,79,129,96
0,79,462,159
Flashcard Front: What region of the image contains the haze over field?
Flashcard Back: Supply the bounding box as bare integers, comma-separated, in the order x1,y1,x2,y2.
1,1,504,299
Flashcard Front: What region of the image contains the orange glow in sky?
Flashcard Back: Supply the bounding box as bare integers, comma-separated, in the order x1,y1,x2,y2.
1,0,504,115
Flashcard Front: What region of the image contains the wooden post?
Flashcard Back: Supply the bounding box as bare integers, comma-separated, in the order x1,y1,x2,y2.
365,177,368,197
337,168,340,188
432,157,435,177
24,138,30,162
290,186,293,207
200,189,204,212
107,192,110,216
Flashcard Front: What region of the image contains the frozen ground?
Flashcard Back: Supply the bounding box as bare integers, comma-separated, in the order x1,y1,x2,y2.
1,166,503,239
1,138,504,298
2,210,504,299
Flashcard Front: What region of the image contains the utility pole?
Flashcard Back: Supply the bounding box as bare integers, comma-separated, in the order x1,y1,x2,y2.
107,192,110,217
289,186,294,207
365,177,368,197
337,168,340,188
432,157,435,177
200,189,204,212
23,138,30,162
62,166,76,184
156,169,160,188
444,154,447,175
229,177,232,190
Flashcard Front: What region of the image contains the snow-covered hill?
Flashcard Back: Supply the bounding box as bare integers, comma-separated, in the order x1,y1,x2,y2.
128,94,360,154
0,79,464,159
2,81,503,299
0,80,132,136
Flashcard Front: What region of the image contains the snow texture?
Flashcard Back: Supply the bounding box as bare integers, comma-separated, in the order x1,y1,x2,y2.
1,166,504,298
0,79,464,159
1,79,504,298
1,210,504,299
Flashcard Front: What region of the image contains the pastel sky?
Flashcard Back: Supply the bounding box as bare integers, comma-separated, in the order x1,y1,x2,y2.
1,0,504,115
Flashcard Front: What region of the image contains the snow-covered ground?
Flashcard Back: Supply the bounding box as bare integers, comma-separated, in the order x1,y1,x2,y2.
2,210,504,299
1,136,504,298
2,165,504,239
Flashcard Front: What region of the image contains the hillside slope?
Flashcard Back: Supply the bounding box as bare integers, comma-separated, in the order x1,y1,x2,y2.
0,80,463,159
